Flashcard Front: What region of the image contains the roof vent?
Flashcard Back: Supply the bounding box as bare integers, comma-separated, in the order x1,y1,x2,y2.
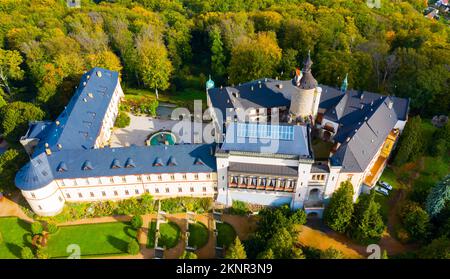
86,75,90,80
45,143,49,148
360,104,364,109
364,116,368,121
96,70,102,77
194,157,205,165
82,160,93,170
45,148,52,156
251,86,254,91
264,78,268,82
125,158,135,168
388,100,393,109
57,144,62,150
220,85,223,90
57,162,68,172
360,93,364,100
88,92,94,98
111,159,121,169
277,83,283,89
56,120,60,126
167,156,177,166
83,82,87,86
83,98,87,102
346,137,351,142
153,157,163,167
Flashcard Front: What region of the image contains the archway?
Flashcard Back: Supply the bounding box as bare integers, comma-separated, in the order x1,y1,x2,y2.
309,188,320,201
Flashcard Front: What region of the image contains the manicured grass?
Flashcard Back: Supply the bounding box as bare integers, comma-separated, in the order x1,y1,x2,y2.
147,221,157,248
216,222,237,248
46,222,137,258
0,217,32,259
379,167,403,190
123,87,205,109
188,222,209,249
374,192,391,222
158,222,181,249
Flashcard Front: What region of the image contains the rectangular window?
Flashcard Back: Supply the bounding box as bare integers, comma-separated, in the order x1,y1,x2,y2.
122,177,127,183
60,180,65,186
170,174,175,180
135,189,139,195
145,189,150,194
85,179,90,185
38,205,42,210
59,196,63,202
110,178,114,183
73,180,78,186
183,174,187,180
158,175,162,181
31,193,36,198
78,193,83,198
137,176,142,181
206,174,211,180
194,174,199,180
155,188,160,194
125,190,129,195
66,193,71,199
102,191,106,197
114,191,118,196
165,188,169,193
190,187,194,192
90,192,94,197
98,178,102,184
178,187,182,193
147,176,151,181
202,187,207,192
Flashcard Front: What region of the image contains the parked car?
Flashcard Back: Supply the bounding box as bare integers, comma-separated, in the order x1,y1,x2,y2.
378,181,393,191
375,186,389,196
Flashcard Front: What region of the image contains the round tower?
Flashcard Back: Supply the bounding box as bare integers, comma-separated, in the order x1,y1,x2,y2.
289,51,321,123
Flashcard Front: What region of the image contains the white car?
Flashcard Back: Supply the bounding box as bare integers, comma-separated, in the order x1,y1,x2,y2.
378,181,393,191
375,186,389,196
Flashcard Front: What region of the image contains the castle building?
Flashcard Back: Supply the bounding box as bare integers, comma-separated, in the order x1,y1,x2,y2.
16,58,409,218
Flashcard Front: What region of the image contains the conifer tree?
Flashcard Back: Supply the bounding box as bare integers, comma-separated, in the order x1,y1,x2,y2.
225,237,247,259
323,181,354,233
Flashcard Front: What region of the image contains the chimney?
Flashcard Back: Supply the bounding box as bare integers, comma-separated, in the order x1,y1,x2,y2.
277,83,283,89
251,86,254,91
45,148,52,156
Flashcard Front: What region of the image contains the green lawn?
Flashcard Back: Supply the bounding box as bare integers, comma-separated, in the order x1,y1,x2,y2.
46,222,137,258
379,167,404,190
123,87,205,109
158,222,181,249
216,222,237,248
147,221,157,248
0,217,32,259
188,222,209,249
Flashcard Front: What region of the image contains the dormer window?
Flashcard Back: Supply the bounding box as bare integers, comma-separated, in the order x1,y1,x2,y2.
167,156,177,166
125,158,135,168
82,160,93,170
194,158,204,165
111,159,121,169
153,157,163,167
57,162,68,172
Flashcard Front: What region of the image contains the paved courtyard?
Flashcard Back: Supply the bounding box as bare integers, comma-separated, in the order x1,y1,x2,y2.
110,113,211,147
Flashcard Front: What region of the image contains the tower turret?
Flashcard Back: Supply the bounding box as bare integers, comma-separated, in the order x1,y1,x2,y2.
289,51,321,123
206,75,215,90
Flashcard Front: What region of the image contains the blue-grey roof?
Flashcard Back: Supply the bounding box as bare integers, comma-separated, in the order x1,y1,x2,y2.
47,144,216,180
32,68,119,156
221,122,311,157
15,153,54,191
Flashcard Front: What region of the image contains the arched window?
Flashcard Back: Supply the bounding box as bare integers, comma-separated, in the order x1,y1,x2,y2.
309,188,320,200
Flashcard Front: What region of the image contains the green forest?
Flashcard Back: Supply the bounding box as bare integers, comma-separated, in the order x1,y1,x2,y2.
0,0,449,191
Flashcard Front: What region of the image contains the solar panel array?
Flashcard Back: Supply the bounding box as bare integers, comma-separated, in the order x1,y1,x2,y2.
237,123,295,141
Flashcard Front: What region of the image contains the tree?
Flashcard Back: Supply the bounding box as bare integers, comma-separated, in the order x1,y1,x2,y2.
289,209,307,226
348,192,385,244
419,236,450,259
225,237,247,259
324,181,354,233
256,248,274,259
180,251,198,259
21,247,34,259
381,250,389,259
31,222,43,236
320,247,344,259
0,148,27,193
426,175,450,218
131,215,143,229
46,222,58,234
0,48,24,94
127,240,140,255
399,201,430,241
209,25,226,78
266,227,304,259
279,48,298,78
394,116,423,166
0,101,45,143
114,111,130,128
228,32,282,84
135,28,172,98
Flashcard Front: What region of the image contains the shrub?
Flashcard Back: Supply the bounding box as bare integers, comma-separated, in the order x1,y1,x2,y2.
229,200,250,215
180,251,197,259
46,222,58,234
289,209,307,226
36,247,49,259
31,222,43,235
131,215,143,229
399,201,430,242
160,197,213,213
114,111,130,128
21,247,34,259
127,240,140,255
320,247,344,259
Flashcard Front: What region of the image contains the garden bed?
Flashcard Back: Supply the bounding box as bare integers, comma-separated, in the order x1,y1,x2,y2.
216,222,237,248
188,222,209,249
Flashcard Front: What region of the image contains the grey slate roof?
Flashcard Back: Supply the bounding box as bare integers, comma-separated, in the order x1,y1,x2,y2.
32,67,119,156
228,162,298,177
221,122,311,158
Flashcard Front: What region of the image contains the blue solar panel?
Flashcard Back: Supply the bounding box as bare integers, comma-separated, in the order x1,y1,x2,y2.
236,123,294,141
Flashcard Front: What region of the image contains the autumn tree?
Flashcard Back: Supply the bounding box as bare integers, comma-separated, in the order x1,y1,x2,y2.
323,181,354,233
0,48,24,94
225,237,247,259
228,32,282,84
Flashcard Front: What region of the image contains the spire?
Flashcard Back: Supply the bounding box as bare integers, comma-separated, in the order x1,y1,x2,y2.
341,73,348,93
303,50,313,72
206,75,215,90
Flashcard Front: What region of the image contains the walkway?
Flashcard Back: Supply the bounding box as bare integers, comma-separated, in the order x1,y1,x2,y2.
0,192,33,222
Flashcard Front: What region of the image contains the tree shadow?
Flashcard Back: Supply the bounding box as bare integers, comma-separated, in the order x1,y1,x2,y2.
17,219,32,232
123,226,137,238
107,236,128,253
5,242,22,258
